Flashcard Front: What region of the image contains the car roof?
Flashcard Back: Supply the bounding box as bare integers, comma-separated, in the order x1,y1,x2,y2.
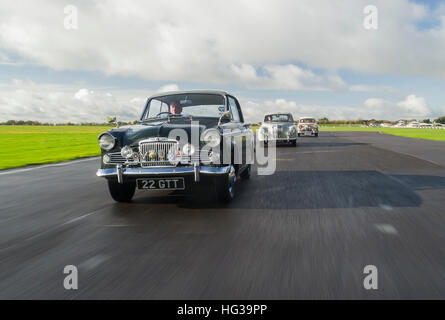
148,89,230,99
264,112,292,116
299,117,316,120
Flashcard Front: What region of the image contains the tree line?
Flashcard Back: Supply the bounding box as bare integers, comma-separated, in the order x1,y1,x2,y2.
317,117,445,125
2,116,445,126
0,120,138,126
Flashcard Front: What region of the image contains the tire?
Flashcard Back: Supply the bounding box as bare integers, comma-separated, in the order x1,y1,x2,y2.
297,133,301,137
215,166,237,203
260,139,268,149
240,164,251,179
108,180,136,202
315,132,319,137
291,140,297,147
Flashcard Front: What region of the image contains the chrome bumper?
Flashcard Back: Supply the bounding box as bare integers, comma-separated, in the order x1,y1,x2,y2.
96,165,233,183
258,136,296,142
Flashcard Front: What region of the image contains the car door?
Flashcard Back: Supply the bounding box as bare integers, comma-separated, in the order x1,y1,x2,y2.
226,95,250,168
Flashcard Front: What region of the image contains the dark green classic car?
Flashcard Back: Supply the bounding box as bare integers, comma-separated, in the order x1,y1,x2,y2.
96,90,253,203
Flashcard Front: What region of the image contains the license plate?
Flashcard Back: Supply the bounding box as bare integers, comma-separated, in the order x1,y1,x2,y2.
304,131,312,136
137,177,185,190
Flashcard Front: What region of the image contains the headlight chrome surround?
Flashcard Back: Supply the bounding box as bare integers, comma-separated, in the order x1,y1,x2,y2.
182,143,196,156
201,129,221,148
99,133,116,151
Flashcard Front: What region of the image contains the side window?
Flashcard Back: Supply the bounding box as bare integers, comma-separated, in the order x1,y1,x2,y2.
228,96,241,122
145,99,169,118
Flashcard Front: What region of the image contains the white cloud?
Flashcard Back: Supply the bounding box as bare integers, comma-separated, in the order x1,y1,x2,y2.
74,88,93,103
156,83,179,93
242,95,433,122
364,95,431,119
396,94,429,117
0,81,437,122
1,0,445,86
229,64,348,91
0,82,149,123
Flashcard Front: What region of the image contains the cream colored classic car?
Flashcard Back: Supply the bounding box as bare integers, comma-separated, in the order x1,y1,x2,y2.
298,117,318,137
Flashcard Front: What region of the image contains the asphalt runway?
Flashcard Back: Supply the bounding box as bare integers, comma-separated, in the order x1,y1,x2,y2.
1,131,445,299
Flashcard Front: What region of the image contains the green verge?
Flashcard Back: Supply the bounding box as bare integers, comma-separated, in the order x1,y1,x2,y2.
0,125,112,170
319,126,445,142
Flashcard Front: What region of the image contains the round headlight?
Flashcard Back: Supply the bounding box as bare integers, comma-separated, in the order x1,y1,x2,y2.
182,143,196,156
99,133,115,151
120,145,134,159
201,129,221,148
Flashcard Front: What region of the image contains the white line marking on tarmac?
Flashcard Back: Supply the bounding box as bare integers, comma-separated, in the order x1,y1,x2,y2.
61,211,100,226
79,254,109,271
295,150,339,154
379,204,394,211
0,157,99,176
375,224,398,235
0,207,107,253
101,224,136,227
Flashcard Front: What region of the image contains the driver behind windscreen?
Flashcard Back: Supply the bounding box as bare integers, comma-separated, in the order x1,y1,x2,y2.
169,101,183,115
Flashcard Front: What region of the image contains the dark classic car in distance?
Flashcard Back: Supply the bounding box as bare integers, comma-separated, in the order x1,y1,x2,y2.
96,90,252,203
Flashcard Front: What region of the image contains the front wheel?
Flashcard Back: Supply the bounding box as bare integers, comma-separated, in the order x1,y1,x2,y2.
215,166,237,203
240,164,251,179
291,140,297,147
108,180,136,202
315,132,319,137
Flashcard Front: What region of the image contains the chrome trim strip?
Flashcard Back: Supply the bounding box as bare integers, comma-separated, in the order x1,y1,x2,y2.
96,165,232,178
193,162,200,182
116,164,123,184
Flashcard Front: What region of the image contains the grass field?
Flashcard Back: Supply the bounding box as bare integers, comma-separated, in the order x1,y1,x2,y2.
319,126,445,141
0,126,112,170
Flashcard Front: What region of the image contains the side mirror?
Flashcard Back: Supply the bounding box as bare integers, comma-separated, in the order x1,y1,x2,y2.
107,116,119,128
218,111,232,126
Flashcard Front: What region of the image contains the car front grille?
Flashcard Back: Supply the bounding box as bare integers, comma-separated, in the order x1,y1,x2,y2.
107,152,133,164
272,126,288,138
139,140,179,167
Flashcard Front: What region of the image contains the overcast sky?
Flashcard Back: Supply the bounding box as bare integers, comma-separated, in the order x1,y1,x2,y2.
1,0,445,123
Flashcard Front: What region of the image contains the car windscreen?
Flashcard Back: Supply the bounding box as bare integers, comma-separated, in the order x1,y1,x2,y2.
300,118,315,123
264,114,291,122
144,94,226,119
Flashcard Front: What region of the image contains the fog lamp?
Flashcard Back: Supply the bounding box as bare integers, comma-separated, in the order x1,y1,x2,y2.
120,146,134,159
103,154,111,164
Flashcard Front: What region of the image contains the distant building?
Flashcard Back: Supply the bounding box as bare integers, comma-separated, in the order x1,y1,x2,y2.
395,120,406,127
406,121,420,128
